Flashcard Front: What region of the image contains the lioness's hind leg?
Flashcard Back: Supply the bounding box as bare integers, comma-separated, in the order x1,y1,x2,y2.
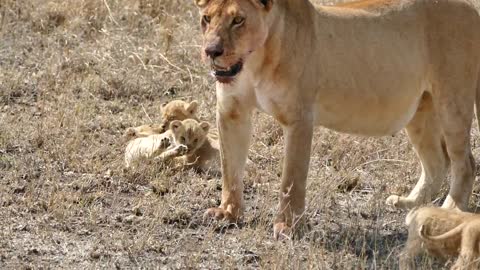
435,85,476,211
387,92,449,209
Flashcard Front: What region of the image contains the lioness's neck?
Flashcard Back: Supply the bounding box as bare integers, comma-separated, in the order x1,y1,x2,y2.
248,0,316,80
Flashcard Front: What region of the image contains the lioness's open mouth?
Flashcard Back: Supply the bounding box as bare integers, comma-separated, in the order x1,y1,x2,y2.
210,61,243,84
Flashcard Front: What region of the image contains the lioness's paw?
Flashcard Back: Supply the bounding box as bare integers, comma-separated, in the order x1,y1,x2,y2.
273,222,292,240
203,207,236,223
386,195,400,208
386,195,417,209
160,137,171,149
174,144,188,156
441,196,466,212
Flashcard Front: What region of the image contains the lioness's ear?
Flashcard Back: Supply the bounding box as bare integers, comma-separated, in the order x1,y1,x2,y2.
199,122,210,132
170,120,182,131
194,0,210,8
186,100,199,115
255,0,273,11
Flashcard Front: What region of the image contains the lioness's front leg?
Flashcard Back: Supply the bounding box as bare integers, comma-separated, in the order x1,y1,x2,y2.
274,118,313,239
204,94,253,222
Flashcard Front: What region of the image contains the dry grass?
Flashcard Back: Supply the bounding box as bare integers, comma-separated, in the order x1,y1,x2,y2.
1,0,480,269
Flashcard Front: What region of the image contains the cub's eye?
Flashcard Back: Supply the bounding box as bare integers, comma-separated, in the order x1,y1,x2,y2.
203,15,211,24
232,16,245,26
180,136,186,143
193,138,198,144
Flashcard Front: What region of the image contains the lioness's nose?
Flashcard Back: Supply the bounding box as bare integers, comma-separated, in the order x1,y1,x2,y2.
205,43,224,59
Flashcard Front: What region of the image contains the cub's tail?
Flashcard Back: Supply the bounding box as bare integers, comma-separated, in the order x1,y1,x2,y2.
419,222,466,241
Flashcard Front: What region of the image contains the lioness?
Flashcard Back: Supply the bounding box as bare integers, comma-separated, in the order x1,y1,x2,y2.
194,0,480,238
401,207,480,270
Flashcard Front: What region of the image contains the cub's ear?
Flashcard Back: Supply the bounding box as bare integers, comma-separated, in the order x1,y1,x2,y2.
170,120,182,131
161,101,169,110
186,100,199,115
194,0,210,8
199,122,210,132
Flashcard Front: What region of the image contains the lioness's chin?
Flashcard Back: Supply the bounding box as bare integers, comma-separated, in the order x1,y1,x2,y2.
214,75,236,84
210,60,243,84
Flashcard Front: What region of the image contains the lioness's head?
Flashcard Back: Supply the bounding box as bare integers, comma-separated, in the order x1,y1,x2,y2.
194,0,273,84
170,119,210,155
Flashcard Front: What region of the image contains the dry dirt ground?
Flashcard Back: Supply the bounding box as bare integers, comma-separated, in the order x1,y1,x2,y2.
1,0,480,269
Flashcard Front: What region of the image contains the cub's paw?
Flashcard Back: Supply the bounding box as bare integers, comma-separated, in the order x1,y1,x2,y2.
273,222,293,240
160,137,171,149
124,127,137,138
174,144,188,156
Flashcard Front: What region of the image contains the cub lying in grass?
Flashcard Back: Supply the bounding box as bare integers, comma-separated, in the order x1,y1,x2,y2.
168,119,219,171
125,100,199,139
400,207,480,270
125,119,216,170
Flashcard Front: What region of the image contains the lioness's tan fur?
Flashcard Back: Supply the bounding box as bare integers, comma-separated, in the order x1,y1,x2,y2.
195,0,480,237
401,207,480,270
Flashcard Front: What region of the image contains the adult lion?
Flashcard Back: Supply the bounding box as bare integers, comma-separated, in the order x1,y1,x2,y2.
194,0,480,238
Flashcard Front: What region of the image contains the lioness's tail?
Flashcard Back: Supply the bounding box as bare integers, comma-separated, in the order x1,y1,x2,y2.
419,222,466,241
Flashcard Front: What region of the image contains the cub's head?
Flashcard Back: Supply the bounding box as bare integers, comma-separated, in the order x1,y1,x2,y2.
160,100,199,132
194,0,273,84
170,119,210,154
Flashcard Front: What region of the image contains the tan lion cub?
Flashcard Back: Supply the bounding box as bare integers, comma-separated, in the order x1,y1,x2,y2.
125,119,213,169
124,100,199,139
400,207,480,270
167,119,219,171
124,132,186,169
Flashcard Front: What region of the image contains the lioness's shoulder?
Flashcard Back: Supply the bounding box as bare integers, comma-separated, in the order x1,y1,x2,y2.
334,0,397,10
324,0,417,15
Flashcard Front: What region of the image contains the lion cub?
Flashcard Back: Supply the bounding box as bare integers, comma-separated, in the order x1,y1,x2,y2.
124,132,186,169
167,119,219,171
124,100,199,139
125,119,214,169
400,207,480,270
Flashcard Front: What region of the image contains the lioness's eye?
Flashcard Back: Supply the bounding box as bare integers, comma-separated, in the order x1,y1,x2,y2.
232,16,245,26
193,138,198,144
203,15,211,24
180,136,186,143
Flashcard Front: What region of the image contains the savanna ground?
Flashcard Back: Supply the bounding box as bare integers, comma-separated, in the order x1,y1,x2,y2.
2,0,480,269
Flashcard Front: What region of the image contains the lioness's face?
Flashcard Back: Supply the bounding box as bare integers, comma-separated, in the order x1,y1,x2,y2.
195,0,272,84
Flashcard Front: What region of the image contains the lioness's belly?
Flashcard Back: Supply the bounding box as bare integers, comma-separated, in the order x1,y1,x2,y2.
313,84,425,136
